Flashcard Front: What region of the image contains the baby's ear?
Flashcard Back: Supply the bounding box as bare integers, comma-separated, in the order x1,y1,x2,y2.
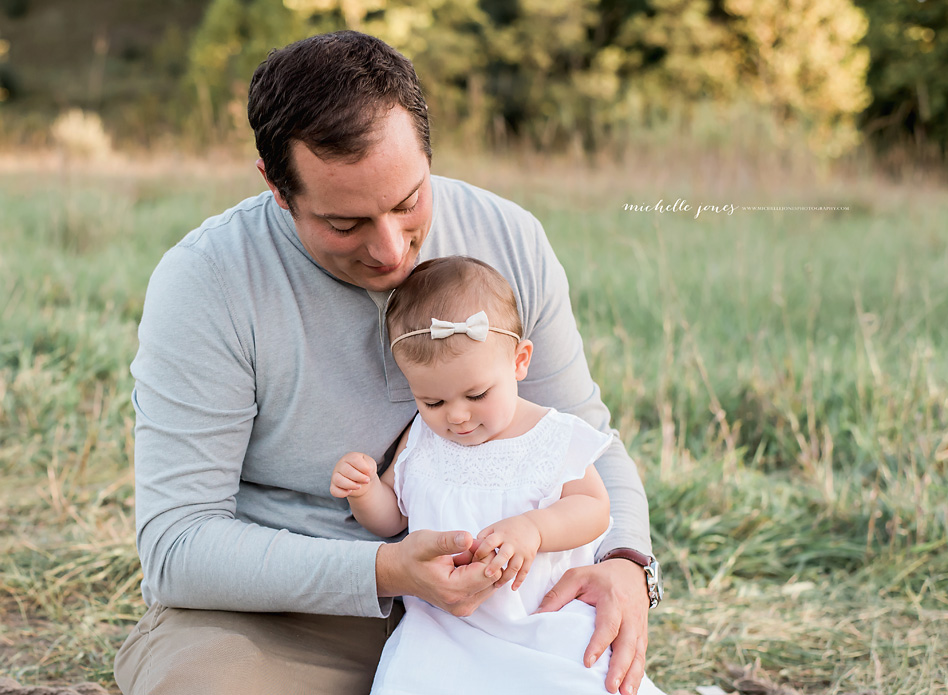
513,339,533,381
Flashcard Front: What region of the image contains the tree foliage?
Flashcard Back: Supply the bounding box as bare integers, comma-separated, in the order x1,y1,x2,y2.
0,28,14,103
184,0,877,157
854,0,947,154
185,0,305,137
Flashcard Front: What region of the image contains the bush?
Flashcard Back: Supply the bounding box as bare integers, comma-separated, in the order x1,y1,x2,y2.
50,109,114,160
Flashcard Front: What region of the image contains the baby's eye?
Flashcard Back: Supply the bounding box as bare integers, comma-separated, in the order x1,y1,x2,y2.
468,391,488,401
423,401,443,409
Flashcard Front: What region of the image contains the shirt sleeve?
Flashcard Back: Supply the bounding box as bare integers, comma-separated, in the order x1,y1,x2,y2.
131,244,387,618
516,222,653,557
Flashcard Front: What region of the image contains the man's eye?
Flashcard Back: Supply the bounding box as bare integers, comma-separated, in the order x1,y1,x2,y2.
396,192,420,213
327,219,358,232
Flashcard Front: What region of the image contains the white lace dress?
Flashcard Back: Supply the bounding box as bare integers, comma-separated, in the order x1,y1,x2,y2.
370,409,664,695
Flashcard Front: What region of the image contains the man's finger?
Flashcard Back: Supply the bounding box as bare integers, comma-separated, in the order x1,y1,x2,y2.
535,568,582,614
446,578,499,617
419,530,472,561
602,626,636,694
584,598,621,669
453,538,485,566
617,639,646,695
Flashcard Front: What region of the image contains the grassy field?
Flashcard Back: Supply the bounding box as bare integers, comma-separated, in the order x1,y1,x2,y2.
0,150,946,693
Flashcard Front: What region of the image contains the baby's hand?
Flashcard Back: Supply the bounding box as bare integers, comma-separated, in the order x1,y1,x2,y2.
330,452,379,499
473,515,542,590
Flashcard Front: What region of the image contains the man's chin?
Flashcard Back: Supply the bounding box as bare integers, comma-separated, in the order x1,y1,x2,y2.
357,263,413,291
360,274,407,293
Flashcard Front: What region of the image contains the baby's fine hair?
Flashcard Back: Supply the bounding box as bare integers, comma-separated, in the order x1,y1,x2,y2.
386,256,523,365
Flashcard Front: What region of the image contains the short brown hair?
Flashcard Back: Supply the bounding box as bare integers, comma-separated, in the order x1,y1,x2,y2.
248,31,431,214
387,257,523,365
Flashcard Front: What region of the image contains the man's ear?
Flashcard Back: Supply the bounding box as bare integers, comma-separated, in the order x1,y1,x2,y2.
256,158,292,211
513,339,533,381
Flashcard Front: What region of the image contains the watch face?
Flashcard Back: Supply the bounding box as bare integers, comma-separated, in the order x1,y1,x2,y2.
645,559,663,606
652,560,664,602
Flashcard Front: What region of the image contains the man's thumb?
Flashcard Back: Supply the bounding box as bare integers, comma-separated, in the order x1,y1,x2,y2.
438,530,472,556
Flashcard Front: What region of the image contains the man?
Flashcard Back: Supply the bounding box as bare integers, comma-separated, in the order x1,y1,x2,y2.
115,31,662,695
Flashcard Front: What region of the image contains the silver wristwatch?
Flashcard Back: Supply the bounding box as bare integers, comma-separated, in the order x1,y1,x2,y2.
599,548,664,608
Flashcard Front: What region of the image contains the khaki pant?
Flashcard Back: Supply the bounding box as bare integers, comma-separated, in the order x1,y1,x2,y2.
114,602,404,695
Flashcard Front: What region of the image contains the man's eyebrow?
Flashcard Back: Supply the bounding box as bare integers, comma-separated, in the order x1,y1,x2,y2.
313,176,425,220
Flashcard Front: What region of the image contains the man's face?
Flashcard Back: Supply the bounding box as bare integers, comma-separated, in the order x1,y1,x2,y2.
259,107,432,292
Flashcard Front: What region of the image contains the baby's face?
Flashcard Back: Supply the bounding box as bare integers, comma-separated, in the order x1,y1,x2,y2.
398,337,526,446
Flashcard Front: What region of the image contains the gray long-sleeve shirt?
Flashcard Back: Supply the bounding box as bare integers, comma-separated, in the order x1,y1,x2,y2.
131,175,651,617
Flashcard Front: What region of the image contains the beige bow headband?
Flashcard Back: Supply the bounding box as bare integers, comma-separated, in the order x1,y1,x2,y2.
390,311,521,350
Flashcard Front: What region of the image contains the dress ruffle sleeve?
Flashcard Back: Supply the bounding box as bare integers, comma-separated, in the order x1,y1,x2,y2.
392,413,425,519
537,412,614,510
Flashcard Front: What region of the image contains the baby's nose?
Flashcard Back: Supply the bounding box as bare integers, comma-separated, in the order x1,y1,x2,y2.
447,406,469,425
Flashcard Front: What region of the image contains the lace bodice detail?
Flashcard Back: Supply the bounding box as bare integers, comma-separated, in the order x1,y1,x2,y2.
404,411,571,490
394,409,614,504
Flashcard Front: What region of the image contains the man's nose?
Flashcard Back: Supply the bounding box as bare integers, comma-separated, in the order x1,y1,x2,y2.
366,216,407,267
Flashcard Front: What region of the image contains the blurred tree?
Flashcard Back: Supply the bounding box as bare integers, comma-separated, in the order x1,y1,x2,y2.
618,0,870,157
186,0,305,139
0,29,15,102
358,0,495,148
854,0,947,154
724,0,871,157
183,0,872,156
0,0,29,20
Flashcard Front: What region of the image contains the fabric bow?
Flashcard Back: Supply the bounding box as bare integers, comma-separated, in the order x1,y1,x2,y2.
429,311,490,341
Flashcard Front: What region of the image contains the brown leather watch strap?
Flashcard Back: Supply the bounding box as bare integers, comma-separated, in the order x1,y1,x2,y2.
599,547,651,566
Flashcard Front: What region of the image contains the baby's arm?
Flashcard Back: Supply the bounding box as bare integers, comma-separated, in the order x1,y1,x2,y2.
330,451,407,538
474,465,610,589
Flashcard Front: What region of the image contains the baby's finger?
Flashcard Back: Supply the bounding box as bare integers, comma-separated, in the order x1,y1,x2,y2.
498,556,524,587
487,544,514,576
511,556,533,591
475,525,496,542
348,455,378,477
334,472,365,490
329,480,356,498
473,534,501,563
342,464,371,484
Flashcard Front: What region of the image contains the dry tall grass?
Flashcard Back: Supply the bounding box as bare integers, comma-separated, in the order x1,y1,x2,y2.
1,147,946,693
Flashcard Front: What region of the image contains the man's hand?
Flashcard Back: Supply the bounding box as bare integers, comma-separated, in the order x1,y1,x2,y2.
376,529,499,617
535,559,649,695
329,452,378,499
473,515,542,590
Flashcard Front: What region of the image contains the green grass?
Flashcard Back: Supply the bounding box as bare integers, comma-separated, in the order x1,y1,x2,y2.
1,152,946,693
